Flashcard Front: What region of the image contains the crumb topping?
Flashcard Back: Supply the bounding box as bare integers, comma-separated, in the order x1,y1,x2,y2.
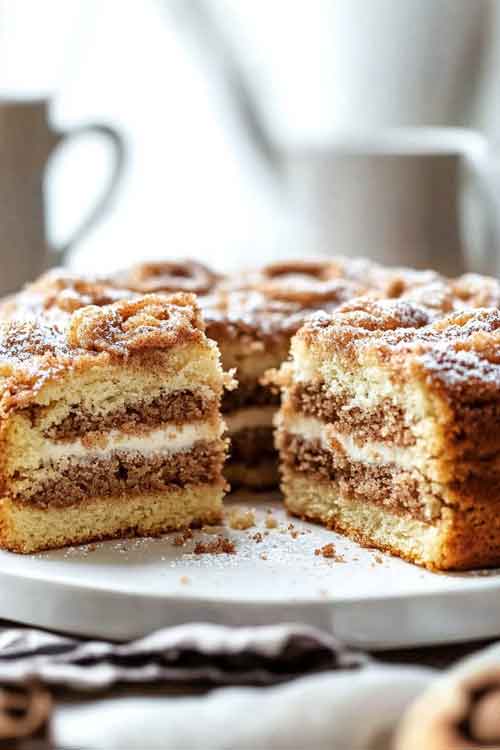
255,258,368,305
67,293,205,355
452,273,500,309
200,257,386,344
4,257,500,412
0,269,133,323
0,319,70,363
329,297,434,331
295,295,500,395
0,292,208,413
203,283,365,345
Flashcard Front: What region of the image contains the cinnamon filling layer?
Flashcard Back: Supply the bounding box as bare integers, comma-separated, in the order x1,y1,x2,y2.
288,383,416,446
290,383,500,457
222,382,280,414
29,391,218,441
280,432,433,520
13,441,226,508
229,426,276,466
281,433,500,522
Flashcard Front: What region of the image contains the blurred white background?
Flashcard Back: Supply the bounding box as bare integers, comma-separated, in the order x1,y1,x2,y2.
1,0,500,273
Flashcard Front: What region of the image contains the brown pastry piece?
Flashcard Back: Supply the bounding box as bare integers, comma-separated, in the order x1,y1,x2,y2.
0,683,52,745
395,664,500,750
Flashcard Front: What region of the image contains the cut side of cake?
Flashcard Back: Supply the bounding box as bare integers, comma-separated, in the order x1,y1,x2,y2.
203,289,291,489
204,260,369,489
105,258,370,489
272,294,500,570
103,260,277,487
0,290,231,553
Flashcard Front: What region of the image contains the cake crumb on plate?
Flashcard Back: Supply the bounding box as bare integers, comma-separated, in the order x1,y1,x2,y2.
194,537,236,555
314,543,345,562
227,507,256,530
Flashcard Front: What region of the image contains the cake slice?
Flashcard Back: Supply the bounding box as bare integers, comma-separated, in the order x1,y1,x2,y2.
273,293,500,570
0,289,231,553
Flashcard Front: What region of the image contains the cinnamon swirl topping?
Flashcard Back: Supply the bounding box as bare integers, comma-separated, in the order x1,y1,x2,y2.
110,260,221,295
256,259,367,305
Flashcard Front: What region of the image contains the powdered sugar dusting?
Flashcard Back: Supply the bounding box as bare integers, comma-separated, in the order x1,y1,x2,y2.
419,346,500,388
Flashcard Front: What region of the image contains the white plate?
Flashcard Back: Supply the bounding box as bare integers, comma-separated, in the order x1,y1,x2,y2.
1,493,499,649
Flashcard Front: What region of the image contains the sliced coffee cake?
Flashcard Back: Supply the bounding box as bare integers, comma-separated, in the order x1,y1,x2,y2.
0,288,231,552
272,292,500,570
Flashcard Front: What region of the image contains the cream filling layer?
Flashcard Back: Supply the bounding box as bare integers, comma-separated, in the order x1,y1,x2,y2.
225,406,277,435
290,345,433,435
280,414,423,470
280,414,446,521
39,420,225,463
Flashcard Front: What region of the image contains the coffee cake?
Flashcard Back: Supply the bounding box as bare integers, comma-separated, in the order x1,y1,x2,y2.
0,288,231,552
272,282,500,570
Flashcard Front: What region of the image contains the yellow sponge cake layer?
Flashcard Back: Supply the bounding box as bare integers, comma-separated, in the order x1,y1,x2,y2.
0,484,224,554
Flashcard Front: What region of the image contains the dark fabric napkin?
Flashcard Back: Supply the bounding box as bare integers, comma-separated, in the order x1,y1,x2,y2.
0,623,364,690
0,622,364,746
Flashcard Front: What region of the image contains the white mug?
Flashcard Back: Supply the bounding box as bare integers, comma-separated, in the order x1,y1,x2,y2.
283,128,500,276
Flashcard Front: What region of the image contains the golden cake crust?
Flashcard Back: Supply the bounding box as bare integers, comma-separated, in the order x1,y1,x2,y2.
295,297,500,374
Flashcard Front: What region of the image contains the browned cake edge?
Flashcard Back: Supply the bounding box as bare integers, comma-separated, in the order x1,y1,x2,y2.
282,470,500,570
